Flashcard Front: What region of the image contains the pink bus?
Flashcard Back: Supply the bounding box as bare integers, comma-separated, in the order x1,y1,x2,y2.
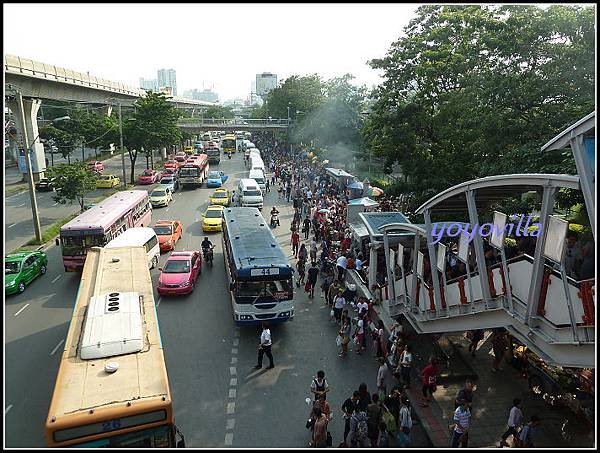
59,190,152,272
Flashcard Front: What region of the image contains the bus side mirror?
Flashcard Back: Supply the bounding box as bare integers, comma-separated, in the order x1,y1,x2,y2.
55,237,60,246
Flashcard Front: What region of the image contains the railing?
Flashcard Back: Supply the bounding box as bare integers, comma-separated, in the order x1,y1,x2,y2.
177,118,291,127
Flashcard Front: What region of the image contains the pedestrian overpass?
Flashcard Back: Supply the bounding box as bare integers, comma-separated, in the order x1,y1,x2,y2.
177,118,291,133
375,114,595,368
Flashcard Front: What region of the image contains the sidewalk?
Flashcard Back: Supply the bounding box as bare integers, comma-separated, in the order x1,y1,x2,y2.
346,271,594,448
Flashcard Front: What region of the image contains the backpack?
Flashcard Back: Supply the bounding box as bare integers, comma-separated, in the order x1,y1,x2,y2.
382,411,397,435
353,413,369,442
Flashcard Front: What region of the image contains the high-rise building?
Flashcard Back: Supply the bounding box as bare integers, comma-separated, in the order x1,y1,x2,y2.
157,69,177,96
255,73,277,98
139,77,158,92
182,88,219,103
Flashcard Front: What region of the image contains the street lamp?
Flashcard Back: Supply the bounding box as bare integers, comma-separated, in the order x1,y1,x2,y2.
16,90,70,242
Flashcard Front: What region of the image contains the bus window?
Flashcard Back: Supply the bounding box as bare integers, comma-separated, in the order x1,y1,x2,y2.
236,281,265,303
144,235,159,253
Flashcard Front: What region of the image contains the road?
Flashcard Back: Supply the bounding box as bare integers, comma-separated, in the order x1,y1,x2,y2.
4,151,154,253
4,151,430,447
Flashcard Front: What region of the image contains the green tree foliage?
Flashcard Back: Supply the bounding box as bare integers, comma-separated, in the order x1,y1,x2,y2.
46,162,98,212
202,105,235,119
364,4,595,212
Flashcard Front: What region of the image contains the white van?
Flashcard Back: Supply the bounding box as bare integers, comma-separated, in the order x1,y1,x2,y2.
248,168,266,192
250,155,265,173
249,148,261,158
237,178,263,210
105,227,161,269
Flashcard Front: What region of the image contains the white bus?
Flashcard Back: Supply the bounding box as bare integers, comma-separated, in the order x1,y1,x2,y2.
105,227,161,269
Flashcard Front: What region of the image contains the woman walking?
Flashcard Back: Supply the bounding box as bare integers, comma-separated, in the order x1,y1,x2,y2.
339,310,351,357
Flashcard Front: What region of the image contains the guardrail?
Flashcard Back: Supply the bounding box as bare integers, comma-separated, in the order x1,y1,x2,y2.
177,118,291,126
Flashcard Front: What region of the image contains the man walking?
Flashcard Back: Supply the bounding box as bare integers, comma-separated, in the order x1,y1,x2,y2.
500,399,523,447
341,392,360,446
303,215,311,240
398,396,413,447
451,400,471,447
336,253,348,282
291,229,300,258
255,322,274,370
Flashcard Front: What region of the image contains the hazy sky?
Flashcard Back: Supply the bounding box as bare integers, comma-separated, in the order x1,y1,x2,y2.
3,3,420,101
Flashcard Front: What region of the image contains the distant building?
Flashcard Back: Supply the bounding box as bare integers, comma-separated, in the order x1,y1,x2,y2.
139,78,158,92
157,69,177,96
256,73,277,98
183,88,218,103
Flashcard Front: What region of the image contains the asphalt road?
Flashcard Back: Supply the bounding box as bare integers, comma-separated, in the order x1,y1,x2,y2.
4,151,156,253
4,151,430,447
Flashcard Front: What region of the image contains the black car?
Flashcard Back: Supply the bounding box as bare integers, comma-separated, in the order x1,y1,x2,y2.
35,177,55,191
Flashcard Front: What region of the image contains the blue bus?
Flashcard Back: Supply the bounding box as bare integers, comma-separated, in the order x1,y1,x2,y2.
222,207,295,325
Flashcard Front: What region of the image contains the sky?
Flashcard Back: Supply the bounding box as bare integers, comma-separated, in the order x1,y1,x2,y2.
3,3,420,102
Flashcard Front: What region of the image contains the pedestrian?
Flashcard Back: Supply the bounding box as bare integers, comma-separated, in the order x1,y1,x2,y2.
420,357,439,406
454,379,475,411
377,420,390,447
310,406,328,447
467,329,485,357
376,357,389,400
254,322,274,370
265,178,270,193
516,415,540,447
366,393,383,447
296,258,306,287
339,311,351,357
333,289,345,324
356,297,369,318
341,392,360,446
398,396,413,447
298,243,308,263
399,344,413,389
277,184,283,199
381,401,397,444
372,319,386,358
500,398,523,447
291,229,300,258
303,215,311,240
309,238,318,265
311,370,330,401
336,253,348,282
491,328,508,372
349,404,369,447
451,399,471,447
307,261,319,298
354,313,366,354
286,184,292,202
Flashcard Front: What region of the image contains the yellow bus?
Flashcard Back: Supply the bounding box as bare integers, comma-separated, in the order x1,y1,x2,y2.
45,246,185,448
222,134,236,154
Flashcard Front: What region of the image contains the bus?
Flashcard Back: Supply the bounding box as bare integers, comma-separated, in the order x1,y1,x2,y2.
222,134,236,154
59,190,152,272
222,207,294,325
179,154,209,188
205,145,221,164
45,246,185,447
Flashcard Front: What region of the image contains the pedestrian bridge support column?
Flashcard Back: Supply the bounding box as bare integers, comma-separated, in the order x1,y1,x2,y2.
7,97,46,180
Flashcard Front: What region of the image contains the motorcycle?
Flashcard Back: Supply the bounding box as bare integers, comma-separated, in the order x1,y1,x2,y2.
227,151,232,159
270,212,280,228
202,246,214,266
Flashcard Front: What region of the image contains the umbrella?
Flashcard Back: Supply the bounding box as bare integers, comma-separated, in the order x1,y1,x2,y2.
319,208,330,213
368,186,384,197
347,181,364,190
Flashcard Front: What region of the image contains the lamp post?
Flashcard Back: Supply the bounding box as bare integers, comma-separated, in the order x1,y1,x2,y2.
118,103,127,187
16,90,69,242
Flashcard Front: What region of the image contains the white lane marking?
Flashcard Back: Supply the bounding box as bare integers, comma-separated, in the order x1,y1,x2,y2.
226,419,235,430
230,357,238,364
156,297,161,308
17,203,26,207
52,202,59,206
226,402,236,415
228,389,237,398
50,339,65,356
231,348,238,355
5,404,13,415
51,275,62,284
233,338,240,347
234,329,240,338
229,367,237,376
7,223,17,228
14,304,30,316
224,432,234,446
230,378,237,386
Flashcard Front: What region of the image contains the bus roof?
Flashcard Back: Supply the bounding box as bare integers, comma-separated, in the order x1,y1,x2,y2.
223,207,292,279
46,246,170,435
60,190,148,235
181,154,208,167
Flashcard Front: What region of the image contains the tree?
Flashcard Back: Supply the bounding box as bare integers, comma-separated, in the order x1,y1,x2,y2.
364,4,595,212
46,162,98,212
122,92,182,183
202,105,235,119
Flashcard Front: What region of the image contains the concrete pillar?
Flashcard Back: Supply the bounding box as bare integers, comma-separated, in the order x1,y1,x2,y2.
424,209,443,312
7,97,46,180
161,147,167,159
368,243,378,290
7,132,20,165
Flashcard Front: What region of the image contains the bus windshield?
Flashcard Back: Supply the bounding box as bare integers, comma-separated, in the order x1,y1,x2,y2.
179,167,200,177
62,234,105,256
235,279,293,304
73,424,173,448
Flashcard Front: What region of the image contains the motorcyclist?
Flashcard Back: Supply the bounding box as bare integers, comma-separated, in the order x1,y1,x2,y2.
270,206,280,226
201,237,214,261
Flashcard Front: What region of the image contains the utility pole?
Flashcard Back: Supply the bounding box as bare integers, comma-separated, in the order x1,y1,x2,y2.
16,91,42,242
119,103,126,187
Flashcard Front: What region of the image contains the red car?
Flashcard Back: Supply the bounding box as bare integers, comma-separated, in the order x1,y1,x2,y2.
174,155,187,167
163,160,178,171
157,251,202,295
138,169,160,184
88,160,104,173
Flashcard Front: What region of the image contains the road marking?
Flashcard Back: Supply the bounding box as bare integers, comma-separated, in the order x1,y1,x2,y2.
224,432,234,446
234,329,240,338
156,297,161,308
233,338,240,347
5,404,13,415
52,202,59,206
17,203,26,207
231,348,238,355
226,419,235,430
14,304,30,316
226,402,236,414
230,378,237,386
50,339,65,356
229,366,237,376
51,275,62,284
228,389,237,398
7,223,17,228
230,357,238,364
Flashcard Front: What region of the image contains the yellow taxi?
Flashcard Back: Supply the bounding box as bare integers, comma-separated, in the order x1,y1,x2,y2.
96,174,120,188
183,146,194,155
201,205,224,232
209,188,230,206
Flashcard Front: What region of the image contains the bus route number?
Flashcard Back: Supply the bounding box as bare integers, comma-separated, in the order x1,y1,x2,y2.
251,268,279,276
101,419,122,431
